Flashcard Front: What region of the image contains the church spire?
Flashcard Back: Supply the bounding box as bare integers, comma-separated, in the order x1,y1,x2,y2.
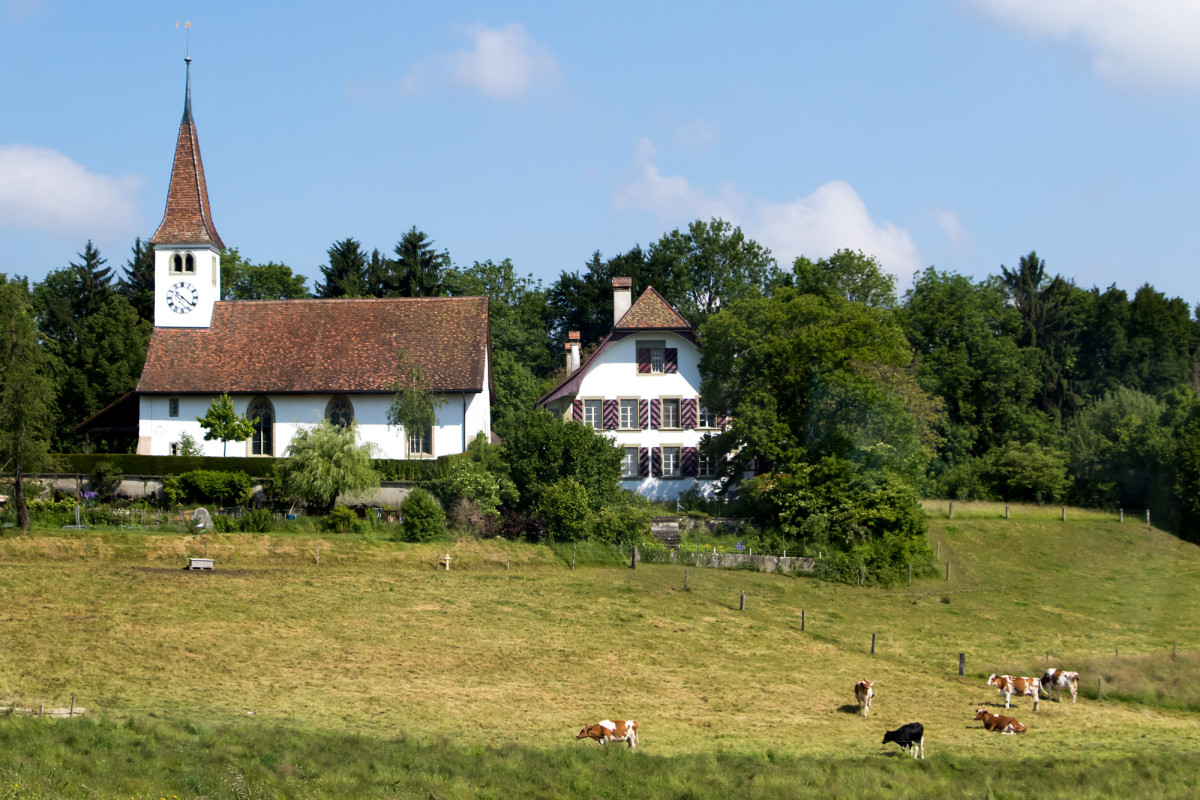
150,57,224,249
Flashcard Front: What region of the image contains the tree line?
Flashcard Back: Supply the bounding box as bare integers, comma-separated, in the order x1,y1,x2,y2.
5,218,1200,550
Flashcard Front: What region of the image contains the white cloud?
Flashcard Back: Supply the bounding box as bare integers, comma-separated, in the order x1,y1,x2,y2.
675,119,720,151
754,182,922,275
934,210,972,251
614,142,921,277
0,144,143,235
964,0,1200,85
445,22,559,99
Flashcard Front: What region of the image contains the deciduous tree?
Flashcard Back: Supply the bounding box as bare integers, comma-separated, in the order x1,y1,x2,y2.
277,419,380,514
197,392,256,456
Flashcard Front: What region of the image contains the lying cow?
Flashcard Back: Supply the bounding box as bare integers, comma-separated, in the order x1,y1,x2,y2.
882,722,924,758
987,674,1040,711
974,708,1026,735
854,680,875,717
1041,669,1080,704
576,719,638,748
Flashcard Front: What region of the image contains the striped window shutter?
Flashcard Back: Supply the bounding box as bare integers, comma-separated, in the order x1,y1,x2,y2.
682,447,698,477
664,348,678,373
651,447,662,477
637,348,652,374
572,399,583,422
603,399,619,430
639,399,649,430
639,447,650,478
717,413,727,429
650,399,661,429
682,398,697,429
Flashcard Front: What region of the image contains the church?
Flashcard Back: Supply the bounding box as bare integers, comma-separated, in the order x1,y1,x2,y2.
129,59,492,459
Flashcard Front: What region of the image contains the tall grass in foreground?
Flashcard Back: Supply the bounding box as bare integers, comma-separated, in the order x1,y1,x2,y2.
2,714,1198,800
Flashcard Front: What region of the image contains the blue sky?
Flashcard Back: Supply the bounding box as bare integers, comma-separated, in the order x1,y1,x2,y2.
4,0,1200,304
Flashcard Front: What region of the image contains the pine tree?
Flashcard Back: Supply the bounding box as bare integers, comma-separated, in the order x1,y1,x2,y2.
314,238,367,298
70,240,114,321
391,227,449,297
118,237,155,322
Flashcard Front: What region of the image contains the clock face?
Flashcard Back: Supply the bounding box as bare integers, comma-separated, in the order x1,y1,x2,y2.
166,280,199,314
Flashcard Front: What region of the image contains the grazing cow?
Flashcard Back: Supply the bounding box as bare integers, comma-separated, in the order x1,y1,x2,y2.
854,680,875,717
987,674,1040,711
576,719,638,748
882,722,925,758
974,708,1026,735
1041,669,1080,704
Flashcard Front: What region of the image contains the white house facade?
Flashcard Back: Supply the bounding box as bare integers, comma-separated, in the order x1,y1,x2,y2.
125,59,492,460
537,278,724,501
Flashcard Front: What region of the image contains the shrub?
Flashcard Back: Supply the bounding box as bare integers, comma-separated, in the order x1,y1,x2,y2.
399,489,445,542
240,508,275,533
212,514,238,533
499,508,547,543
325,505,360,534
449,498,486,535
592,491,654,546
535,478,591,541
92,460,122,501
178,470,254,506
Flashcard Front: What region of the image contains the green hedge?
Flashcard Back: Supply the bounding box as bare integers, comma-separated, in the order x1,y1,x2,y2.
49,452,469,483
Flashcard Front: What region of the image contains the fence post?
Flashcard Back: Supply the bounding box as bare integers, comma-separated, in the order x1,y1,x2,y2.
683,569,689,590
740,590,745,611
1147,509,1151,527
946,561,951,581
959,653,965,676
871,633,876,654
572,544,576,571
1119,508,1124,523
801,609,805,631
69,694,75,718
936,540,941,559
1005,504,1009,520
1098,676,1103,701
506,548,510,572
908,563,912,584
948,501,953,519
316,544,320,566
631,546,638,570
1061,506,1066,522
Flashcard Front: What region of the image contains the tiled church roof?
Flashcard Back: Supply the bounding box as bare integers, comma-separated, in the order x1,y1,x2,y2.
614,286,691,331
138,297,490,394
150,61,224,249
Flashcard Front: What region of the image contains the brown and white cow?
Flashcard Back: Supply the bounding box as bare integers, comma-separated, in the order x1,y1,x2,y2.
974,707,1026,735
1041,669,1080,704
854,680,875,717
987,674,1040,711
576,719,638,748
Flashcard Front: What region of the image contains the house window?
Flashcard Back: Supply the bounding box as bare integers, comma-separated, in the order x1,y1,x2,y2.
698,452,716,479
325,394,354,428
662,446,681,478
619,399,638,429
408,426,433,457
168,398,180,418
698,403,716,429
621,447,639,479
637,340,666,374
247,395,274,456
661,398,681,429
169,442,180,456
583,399,602,430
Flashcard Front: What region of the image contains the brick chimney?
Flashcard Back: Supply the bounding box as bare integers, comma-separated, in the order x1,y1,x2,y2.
612,277,632,326
565,331,581,373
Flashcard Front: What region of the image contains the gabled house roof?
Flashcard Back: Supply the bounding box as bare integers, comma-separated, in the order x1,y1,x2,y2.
137,297,491,395
150,60,224,249
536,286,695,406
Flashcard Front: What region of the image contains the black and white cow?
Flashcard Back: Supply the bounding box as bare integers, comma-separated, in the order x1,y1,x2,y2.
882,722,925,758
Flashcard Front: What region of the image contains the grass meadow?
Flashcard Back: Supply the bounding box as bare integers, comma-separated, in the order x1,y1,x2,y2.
2,505,1199,797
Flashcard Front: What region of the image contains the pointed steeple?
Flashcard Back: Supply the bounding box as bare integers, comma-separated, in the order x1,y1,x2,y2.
150,58,224,249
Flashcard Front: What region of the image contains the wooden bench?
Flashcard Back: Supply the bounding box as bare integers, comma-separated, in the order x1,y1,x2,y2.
186,557,214,570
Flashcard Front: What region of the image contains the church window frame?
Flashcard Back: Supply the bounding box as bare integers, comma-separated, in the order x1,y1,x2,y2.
247,395,275,457
325,394,355,428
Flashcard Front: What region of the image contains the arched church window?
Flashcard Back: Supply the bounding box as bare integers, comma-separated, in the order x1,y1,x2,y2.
325,395,354,428
172,253,183,273
247,396,274,456
184,253,195,273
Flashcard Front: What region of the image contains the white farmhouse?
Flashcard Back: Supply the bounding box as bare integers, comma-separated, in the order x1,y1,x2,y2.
537,278,723,501
123,59,492,459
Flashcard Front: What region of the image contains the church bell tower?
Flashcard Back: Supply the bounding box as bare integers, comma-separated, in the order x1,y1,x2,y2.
150,57,224,328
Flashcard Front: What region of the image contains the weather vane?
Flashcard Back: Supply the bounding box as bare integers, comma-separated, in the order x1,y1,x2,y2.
175,20,192,61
